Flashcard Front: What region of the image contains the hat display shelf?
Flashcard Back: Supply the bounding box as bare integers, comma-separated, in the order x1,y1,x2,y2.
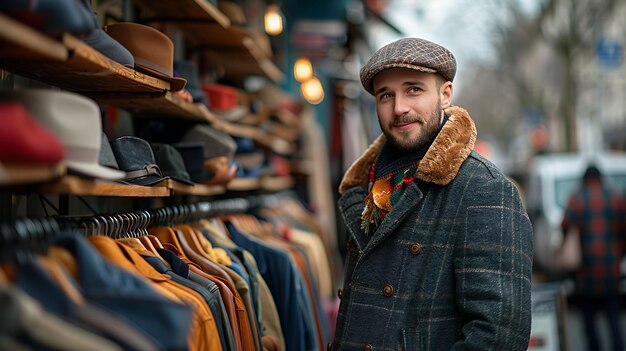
132,0,230,29
0,13,213,125
199,104,294,156
0,13,169,94
0,1,297,201
132,0,284,83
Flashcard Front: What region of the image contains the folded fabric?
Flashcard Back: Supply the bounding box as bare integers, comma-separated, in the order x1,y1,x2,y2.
0,286,122,351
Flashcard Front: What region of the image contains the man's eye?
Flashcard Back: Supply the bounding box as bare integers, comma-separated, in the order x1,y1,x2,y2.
379,93,392,100
408,87,422,93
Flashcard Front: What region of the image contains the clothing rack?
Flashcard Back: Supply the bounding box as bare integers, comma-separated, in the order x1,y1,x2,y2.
0,217,61,261
0,191,296,245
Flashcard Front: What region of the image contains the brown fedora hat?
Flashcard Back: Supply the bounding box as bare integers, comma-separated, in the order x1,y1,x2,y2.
104,22,186,92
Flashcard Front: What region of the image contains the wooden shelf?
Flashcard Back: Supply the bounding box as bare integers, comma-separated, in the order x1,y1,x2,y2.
0,163,66,187
133,0,231,29
154,179,226,196
92,92,212,121
226,177,261,191
209,117,294,155
199,30,284,82
0,13,67,61
260,176,294,192
0,14,170,93
203,49,284,82
130,0,284,82
224,176,294,192
42,176,169,197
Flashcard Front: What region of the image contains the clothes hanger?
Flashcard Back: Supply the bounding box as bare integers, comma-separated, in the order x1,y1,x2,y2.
144,210,165,250
132,212,160,256
116,213,154,255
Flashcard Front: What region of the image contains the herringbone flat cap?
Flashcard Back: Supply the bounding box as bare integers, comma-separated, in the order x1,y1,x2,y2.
360,38,456,95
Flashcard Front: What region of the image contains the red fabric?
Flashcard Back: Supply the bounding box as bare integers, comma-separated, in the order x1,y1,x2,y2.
0,102,64,164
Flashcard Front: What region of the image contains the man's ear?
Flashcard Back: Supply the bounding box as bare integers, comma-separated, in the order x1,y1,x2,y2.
440,81,453,109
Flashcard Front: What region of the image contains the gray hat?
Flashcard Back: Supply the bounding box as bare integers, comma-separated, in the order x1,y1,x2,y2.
360,38,457,95
110,136,169,186
151,143,193,185
181,125,237,160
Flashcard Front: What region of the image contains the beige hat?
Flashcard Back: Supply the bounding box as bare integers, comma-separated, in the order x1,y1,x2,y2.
0,90,125,180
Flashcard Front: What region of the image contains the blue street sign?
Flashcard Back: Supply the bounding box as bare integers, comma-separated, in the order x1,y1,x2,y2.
597,38,622,69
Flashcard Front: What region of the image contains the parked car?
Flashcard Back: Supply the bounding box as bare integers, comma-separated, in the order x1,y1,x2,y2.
524,152,626,273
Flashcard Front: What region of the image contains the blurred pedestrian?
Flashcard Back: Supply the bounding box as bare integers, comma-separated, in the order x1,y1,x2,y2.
329,37,533,350
561,165,626,351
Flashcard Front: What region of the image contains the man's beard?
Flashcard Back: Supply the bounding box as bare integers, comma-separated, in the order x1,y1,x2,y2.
381,98,442,152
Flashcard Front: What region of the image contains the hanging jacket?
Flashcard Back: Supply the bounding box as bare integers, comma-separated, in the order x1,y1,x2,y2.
331,106,533,351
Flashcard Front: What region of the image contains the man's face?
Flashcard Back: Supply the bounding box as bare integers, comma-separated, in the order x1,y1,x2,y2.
372,68,453,152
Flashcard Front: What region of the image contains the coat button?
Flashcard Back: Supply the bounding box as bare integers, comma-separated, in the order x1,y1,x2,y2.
363,344,373,351
327,342,332,351
382,284,394,297
410,243,422,255
337,288,343,300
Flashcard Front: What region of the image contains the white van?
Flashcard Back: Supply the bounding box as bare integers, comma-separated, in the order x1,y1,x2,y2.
525,152,626,272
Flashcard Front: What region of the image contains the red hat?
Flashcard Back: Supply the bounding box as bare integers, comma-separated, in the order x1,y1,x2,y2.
0,102,64,164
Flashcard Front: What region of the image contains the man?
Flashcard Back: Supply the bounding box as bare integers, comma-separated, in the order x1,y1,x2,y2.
330,38,533,350
561,165,626,351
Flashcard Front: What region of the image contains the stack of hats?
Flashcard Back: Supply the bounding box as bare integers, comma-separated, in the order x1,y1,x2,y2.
180,125,238,185
0,90,200,187
110,136,170,186
0,90,126,182
0,102,65,185
151,143,194,185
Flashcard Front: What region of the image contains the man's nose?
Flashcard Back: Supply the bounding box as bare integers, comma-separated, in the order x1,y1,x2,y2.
393,95,410,116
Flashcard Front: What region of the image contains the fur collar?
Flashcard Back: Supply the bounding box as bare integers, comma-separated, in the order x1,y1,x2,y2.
338,106,477,194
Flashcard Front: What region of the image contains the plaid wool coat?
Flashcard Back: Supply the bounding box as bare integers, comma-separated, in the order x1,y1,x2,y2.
331,107,533,351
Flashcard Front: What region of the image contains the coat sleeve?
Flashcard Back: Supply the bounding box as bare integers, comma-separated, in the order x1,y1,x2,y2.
451,177,534,351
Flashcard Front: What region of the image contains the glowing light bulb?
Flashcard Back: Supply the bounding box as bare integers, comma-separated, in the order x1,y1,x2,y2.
301,77,324,104
294,58,313,82
264,5,283,36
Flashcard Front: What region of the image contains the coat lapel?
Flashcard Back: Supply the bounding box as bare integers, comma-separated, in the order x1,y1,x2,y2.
337,186,370,252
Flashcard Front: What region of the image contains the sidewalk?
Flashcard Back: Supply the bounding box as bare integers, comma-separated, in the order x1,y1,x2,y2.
564,305,626,351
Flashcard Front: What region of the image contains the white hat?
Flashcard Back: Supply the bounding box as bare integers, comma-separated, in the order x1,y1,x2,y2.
0,90,125,180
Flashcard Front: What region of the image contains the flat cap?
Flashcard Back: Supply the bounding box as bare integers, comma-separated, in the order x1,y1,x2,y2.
360,38,456,95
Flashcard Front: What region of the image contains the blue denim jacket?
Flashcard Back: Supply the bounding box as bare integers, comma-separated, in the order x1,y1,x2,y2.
332,107,533,351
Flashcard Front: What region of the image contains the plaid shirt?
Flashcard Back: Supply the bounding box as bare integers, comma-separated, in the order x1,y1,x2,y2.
562,180,626,295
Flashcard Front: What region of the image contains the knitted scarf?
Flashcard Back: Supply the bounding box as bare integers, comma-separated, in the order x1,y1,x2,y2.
360,114,448,234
